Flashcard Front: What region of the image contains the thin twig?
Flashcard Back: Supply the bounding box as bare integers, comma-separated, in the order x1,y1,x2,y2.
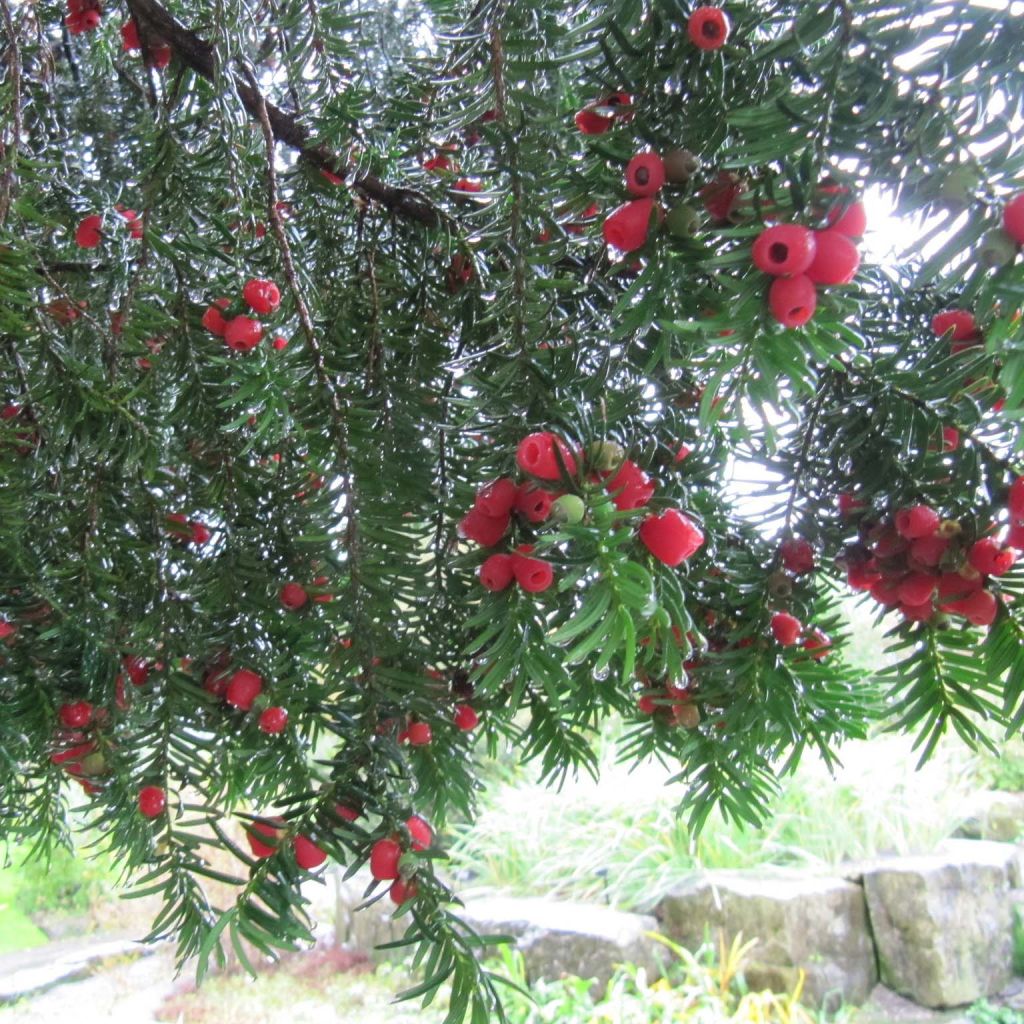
0,0,24,225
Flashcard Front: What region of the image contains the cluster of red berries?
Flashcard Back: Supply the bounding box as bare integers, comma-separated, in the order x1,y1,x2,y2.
120,18,171,69
279,577,334,610
50,700,106,795
751,186,866,328
839,497,1023,627
246,815,328,871
636,629,703,727
74,206,144,249
202,279,285,353
767,611,830,656
201,664,289,733
369,814,433,905
165,512,211,546
464,432,704,594
65,0,101,35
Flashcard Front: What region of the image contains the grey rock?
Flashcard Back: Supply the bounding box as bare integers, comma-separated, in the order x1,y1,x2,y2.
304,868,408,958
862,844,1015,1007
459,896,661,990
954,791,1024,843
656,873,877,1010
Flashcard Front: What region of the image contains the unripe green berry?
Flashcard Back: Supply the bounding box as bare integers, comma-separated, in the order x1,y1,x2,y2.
666,203,700,239
662,148,699,184
551,494,585,525
979,229,1017,269
938,166,979,209
587,440,624,472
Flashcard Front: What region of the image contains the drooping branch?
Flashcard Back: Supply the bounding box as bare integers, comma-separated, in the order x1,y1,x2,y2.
124,0,444,228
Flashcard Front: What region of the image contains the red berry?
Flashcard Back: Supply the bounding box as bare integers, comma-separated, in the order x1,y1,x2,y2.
390,878,419,905
821,189,867,238
931,310,977,342
779,537,814,574
406,815,432,851
370,838,402,880
805,229,860,285
117,207,143,239
223,316,263,352
603,460,655,511
894,505,940,540
138,786,166,818
638,509,704,566
453,703,479,731
574,108,613,135
225,669,263,710
511,551,555,593
123,656,149,687
948,588,998,627
770,612,802,646
937,571,984,609
459,508,510,546
909,533,950,567
0,621,16,641
1009,478,1024,520
516,432,577,481
1002,193,1024,246
752,225,816,277
189,521,211,545
768,275,817,328
838,493,866,516
802,630,831,660
147,44,172,69
603,199,657,254
120,17,140,50
201,299,230,336
259,706,289,734
479,553,515,592
897,572,938,606
625,154,665,198
475,478,519,518
871,525,908,558
675,444,692,462
968,537,1016,577
279,582,308,609
335,803,360,822
75,214,103,249
454,179,482,193
423,155,453,172
1008,523,1024,550
294,835,327,870
242,279,281,315
407,721,432,746
688,5,730,49
869,576,902,607
942,427,959,452
637,695,657,715
700,172,744,223
272,336,288,350
246,818,284,858
900,600,935,623
515,484,555,523
59,701,93,729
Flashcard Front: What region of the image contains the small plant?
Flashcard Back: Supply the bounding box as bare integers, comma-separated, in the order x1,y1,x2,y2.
968,1000,1024,1024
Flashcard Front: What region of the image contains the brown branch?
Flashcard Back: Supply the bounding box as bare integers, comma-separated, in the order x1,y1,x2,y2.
124,0,443,228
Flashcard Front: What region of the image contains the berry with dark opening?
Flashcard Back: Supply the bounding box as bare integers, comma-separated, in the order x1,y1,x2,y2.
259,706,289,734
515,484,555,523
293,835,327,870
479,553,515,592
602,199,657,253
453,704,479,731
625,154,665,198
894,505,940,540
968,538,1016,577
138,786,166,818
770,612,802,646
604,459,655,511
223,316,263,352
511,551,555,593
516,432,577,481
225,669,263,710
639,509,704,566
688,6,730,49
752,225,817,277
243,279,281,315
806,230,860,285
75,215,103,249
280,582,308,610
370,838,403,880
768,275,817,328
59,701,93,729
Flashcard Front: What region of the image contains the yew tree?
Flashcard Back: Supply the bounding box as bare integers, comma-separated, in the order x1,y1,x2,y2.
2,0,1024,1018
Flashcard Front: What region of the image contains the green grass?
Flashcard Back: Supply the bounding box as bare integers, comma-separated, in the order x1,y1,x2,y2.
0,866,48,954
